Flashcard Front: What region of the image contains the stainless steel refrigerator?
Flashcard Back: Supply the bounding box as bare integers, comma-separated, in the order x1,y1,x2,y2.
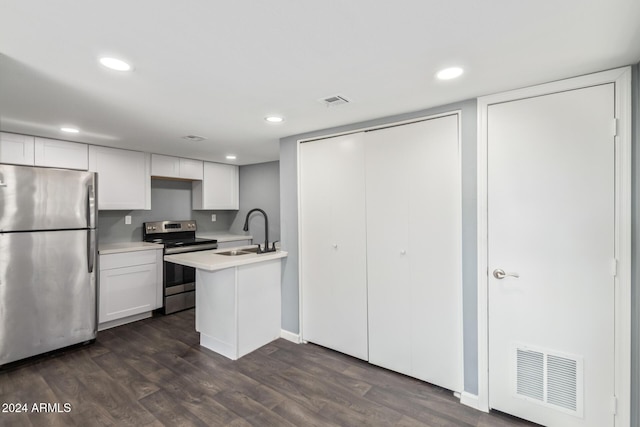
0,164,97,366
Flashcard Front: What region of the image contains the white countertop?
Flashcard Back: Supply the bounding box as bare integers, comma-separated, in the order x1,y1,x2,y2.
99,241,164,255
197,232,252,243
164,245,287,272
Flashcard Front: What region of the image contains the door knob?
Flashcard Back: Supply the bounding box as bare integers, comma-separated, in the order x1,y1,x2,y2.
493,269,519,279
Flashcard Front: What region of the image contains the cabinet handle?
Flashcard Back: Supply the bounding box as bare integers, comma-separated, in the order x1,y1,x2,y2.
0,181,6,187
400,250,406,255
332,244,338,249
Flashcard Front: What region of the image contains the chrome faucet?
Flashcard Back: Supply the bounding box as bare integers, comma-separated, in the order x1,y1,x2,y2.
243,208,277,253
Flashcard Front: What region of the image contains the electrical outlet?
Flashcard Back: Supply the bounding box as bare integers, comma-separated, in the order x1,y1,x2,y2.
125,215,132,225
211,214,216,222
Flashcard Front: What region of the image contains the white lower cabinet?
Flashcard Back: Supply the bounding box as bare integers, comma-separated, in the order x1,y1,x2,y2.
299,114,462,392
98,249,162,330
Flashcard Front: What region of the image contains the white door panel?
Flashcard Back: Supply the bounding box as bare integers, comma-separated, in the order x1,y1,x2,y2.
367,115,462,391
300,132,368,360
488,84,615,427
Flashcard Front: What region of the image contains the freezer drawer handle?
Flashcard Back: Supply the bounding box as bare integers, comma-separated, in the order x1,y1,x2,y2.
0,181,6,187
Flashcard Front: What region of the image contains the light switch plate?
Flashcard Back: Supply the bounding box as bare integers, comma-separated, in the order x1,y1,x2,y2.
125,215,132,225
211,214,217,222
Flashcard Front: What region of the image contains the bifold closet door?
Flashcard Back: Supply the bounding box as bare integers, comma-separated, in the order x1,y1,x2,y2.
366,115,462,392
299,132,368,360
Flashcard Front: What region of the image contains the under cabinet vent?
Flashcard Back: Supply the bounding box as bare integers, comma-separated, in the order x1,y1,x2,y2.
318,94,351,107
513,343,583,417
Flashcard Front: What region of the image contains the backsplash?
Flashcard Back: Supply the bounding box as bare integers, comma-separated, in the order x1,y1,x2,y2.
98,179,238,244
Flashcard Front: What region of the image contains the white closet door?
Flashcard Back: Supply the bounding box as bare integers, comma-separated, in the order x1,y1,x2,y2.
300,132,368,360
366,115,462,392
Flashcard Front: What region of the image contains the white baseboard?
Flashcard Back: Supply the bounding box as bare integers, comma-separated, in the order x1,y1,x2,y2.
200,333,237,360
280,329,301,343
98,311,152,331
460,391,485,412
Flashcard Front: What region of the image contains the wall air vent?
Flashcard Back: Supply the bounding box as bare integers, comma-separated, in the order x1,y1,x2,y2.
513,343,583,417
319,94,351,107
182,135,207,142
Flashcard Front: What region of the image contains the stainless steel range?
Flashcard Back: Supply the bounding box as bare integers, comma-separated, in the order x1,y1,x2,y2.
143,220,217,314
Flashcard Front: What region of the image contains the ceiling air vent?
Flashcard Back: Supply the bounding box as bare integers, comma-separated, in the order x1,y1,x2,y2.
319,94,351,107
182,135,207,142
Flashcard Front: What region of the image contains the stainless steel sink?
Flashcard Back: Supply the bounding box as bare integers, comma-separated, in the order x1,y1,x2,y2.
217,250,252,256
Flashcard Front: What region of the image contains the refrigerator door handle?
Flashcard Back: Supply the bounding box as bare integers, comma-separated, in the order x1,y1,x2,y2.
87,184,96,229
87,229,96,273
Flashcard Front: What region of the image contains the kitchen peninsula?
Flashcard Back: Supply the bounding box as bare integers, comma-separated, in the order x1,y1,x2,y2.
164,246,287,360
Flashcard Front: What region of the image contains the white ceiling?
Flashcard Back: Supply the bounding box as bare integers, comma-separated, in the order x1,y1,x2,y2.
1,1,639,165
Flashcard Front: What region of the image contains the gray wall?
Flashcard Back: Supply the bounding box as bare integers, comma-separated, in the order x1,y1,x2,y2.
632,62,639,427
279,99,479,393
230,161,280,246
98,179,237,244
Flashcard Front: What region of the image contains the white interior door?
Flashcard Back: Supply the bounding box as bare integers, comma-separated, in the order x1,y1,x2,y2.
299,132,368,360
487,84,615,427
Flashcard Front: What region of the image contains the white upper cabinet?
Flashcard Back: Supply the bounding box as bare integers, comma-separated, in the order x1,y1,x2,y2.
151,154,179,177
34,137,88,170
89,146,151,210
151,154,203,180
0,132,34,166
179,158,204,180
192,162,239,210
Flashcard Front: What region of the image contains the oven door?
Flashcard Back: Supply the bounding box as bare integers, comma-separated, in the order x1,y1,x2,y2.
163,261,196,314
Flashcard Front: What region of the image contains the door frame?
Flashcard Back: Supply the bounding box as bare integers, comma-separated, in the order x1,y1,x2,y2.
476,67,632,425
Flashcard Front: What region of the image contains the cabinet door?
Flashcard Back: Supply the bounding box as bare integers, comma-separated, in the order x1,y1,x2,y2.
99,263,157,323
0,132,34,165
89,146,151,210
300,132,368,360
179,158,203,180
151,154,180,178
34,137,88,170
193,162,239,210
366,115,462,392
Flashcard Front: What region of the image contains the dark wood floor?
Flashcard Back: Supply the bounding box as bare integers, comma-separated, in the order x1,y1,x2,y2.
0,310,537,426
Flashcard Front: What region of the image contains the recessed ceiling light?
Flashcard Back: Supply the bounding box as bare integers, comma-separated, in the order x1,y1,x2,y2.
99,57,132,71
60,127,79,133
265,116,284,123
226,155,237,160
436,67,464,80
